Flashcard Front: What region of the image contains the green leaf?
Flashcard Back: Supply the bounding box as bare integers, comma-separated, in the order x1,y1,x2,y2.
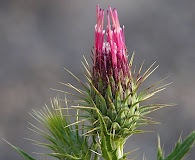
3,139,37,160
157,135,164,160
27,98,92,160
158,131,195,160
165,131,195,160
97,110,118,160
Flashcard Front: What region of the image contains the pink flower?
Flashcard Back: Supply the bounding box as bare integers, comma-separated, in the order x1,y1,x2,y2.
93,5,129,90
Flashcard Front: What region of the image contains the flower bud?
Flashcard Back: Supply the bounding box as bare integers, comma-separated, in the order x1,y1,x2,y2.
93,5,130,96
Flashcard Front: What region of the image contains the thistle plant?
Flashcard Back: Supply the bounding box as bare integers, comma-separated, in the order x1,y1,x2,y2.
5,4,195,160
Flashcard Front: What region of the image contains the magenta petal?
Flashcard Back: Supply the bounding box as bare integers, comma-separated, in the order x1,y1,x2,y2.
93,5,129,87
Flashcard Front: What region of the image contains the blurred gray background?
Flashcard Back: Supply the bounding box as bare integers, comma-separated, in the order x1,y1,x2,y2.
0,0,195,159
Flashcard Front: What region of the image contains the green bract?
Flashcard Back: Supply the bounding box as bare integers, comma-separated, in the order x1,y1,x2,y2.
73,53,170,159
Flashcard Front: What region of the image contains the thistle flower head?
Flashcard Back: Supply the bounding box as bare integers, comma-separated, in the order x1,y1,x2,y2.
6,4,193,160
93,5,129,94
61,5,170,159
81,5,170,142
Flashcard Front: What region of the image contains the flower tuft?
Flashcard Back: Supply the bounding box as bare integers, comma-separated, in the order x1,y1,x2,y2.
93,5,129,94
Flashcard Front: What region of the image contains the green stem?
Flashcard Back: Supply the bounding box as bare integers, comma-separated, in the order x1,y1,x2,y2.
116,143,124,159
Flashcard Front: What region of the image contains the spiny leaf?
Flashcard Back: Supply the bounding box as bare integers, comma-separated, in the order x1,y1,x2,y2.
157,135,164,160
26,98,92,159
63,67,89,91
164,131,195,160
97,110,118,160
3,139,37,160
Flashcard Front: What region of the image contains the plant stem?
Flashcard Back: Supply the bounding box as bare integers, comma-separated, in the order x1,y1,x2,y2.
116,143,124,159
